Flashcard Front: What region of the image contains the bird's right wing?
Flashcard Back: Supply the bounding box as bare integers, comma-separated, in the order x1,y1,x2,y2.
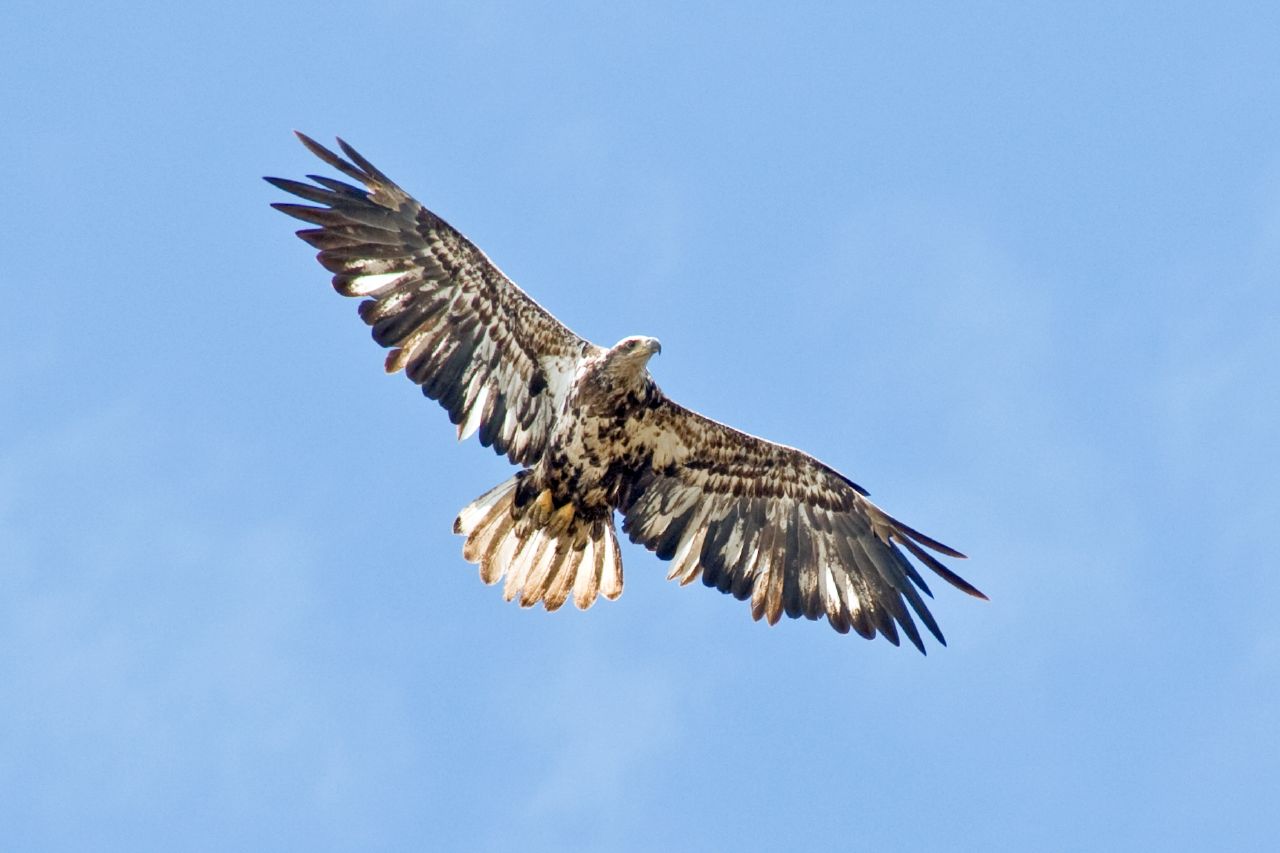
267,133,597,466
619,397,985,652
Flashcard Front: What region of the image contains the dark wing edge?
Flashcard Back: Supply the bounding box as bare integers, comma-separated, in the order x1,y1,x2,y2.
266,133,597,466
618,398,985,653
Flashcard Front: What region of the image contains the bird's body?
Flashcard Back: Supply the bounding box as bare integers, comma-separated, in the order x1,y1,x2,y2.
268,133,985,652
541,337,663,512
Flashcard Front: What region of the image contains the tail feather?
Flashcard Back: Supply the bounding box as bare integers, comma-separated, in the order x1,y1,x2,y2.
461,485,516,565
598,523,623,600
454,475,623,611
484,526,521,586
515,534,558,607
543,545,584,611
573,537,601,610
455,477,512,540
523,539,569,608
501,531,541,603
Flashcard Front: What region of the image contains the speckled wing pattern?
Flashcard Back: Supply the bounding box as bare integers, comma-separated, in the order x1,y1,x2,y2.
620,399,986,652
269,133,982,651
266,133,595,466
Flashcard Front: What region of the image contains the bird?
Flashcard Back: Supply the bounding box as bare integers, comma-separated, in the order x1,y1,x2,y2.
266,133,986,653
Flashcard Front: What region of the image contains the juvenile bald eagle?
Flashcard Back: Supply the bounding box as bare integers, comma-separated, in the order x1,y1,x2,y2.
267,133,985,653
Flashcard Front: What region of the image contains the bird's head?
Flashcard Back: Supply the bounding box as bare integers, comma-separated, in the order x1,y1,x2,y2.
600,335,662,385
608,335,662,364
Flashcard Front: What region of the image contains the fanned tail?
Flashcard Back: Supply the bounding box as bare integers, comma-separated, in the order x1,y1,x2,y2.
453,474,623,611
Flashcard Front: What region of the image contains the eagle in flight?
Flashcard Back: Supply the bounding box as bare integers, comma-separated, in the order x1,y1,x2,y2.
267,133,985,653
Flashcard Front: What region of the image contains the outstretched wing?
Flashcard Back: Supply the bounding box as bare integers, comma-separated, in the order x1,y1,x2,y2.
266,133,597,466
618,398,985,652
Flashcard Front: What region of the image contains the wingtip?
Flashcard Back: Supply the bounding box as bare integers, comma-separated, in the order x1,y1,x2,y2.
287,131,378,185
336,136,384,180
292,130,326,157
293,131,338,162
896,535,987,601
883,512,967,559
918,535,968,560
952,576,988,600
294,131,330,158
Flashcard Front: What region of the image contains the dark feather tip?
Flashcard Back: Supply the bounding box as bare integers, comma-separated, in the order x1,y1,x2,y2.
336,137,385,180
293,132,368,184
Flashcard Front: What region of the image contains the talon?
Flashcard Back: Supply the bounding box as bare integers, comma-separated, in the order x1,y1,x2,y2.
529,489,554,526
546,502,576,535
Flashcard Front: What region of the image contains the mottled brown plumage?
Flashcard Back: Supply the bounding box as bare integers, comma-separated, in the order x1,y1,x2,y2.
268,133,985,652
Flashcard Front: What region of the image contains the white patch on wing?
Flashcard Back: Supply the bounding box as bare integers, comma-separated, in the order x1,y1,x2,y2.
371,287,413,319
741,541,761,580
812,534,833,587
750,544,773,615
670,527,707,585
347,271,408,295
844,578,862,616
722,521,745,560
541,354,581,412
458,382,491,441
822,565,839,608
494,362,522,449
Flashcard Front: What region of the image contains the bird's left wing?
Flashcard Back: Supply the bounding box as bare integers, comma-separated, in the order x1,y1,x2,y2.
618,397,985,652
267,134,597,466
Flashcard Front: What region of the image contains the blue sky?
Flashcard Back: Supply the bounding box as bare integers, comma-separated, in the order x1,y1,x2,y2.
4,1,1279,849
